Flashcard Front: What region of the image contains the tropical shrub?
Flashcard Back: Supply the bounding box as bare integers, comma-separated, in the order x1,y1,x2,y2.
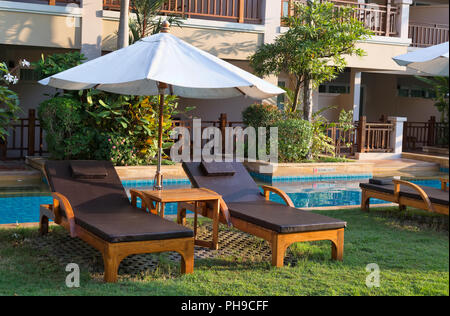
95,133,142,166
0,60,27,140
32,52,86,79
310,108,335,159
242,103,282,128
37,97,90,159
38,93,184,164
83,91,181,162
273,118,313,162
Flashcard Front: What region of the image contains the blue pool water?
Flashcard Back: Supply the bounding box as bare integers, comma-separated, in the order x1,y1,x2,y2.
0,178,445,224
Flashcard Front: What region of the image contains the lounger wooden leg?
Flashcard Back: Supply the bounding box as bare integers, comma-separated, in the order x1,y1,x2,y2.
361,190,370,212
331,229,344,261
179,240,194,274
177,205,187,226
211,199,220,250
399,204,406,211
102,249,120,283
39,215,49,236
271,235,287,267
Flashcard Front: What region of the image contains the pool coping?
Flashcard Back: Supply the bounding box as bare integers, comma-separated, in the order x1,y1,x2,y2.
244,160,374,183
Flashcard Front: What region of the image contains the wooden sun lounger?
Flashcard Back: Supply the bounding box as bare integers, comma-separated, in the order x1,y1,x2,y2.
179,162,347,267
360,178,449,216
40,160,194,283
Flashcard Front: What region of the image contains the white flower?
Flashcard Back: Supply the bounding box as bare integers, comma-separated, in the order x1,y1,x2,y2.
13,76,19,84
21,59,30,68
3,73,14,83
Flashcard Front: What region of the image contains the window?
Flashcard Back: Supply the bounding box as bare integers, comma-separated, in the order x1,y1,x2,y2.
397,87,409,97
282,1,290,18
397,85,435,99
396,76,436,99
319,84,350,94
19,68,40,82
410,89,426,98
277,81,286,109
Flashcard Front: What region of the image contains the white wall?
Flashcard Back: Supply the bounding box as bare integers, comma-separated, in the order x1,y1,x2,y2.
316,71,442,122
176,60,257,122
409,4,449,25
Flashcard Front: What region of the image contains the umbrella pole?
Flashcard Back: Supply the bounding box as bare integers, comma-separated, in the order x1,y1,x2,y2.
154,82,168,191
154,21,171,192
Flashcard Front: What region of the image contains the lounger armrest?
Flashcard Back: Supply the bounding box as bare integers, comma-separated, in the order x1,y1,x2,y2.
440,178,449,191
392,179,435,213
261,185,294,208
129,189,156,214
52,192,77,238
219,198,233,227
198,188,232,227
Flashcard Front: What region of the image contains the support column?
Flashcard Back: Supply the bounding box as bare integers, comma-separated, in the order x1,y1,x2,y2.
350,69,362,122
394,0,413,40
388,116,407,155
262,0,282,45
81,0,103,60
261,0,282,105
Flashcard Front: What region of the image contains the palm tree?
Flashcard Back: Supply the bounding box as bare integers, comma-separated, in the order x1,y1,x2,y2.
117,0,183,47
129,0,183,44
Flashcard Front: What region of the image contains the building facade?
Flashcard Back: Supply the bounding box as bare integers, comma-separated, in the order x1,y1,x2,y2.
0,0,448,125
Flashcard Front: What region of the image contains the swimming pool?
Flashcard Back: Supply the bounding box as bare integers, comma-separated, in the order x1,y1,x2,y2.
0,177,445,224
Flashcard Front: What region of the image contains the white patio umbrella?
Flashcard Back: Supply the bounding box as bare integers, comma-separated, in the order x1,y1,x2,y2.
39,21,284,190
393,42,449,76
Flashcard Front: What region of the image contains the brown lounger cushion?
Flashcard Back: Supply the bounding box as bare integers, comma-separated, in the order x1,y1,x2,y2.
183,162,264,202
183,162,347,233
228,200,346,233
360,182,449,206
46,160,193,243
70,161,108,179
201,161,235,176
369,178,392,185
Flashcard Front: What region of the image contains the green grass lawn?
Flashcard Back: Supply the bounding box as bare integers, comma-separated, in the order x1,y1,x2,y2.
0,207,448,296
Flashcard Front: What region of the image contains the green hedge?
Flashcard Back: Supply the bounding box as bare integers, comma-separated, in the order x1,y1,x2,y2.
38,97,94,160
273,118,313,162
242,103,282,128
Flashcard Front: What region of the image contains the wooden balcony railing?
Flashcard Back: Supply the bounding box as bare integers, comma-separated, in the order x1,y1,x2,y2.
357,116,395,153
103,0,263,24
0,109,47,160
403,117,449,151
325,124,357,157
5,0,80,5
282,0,399,37
409,22,449,48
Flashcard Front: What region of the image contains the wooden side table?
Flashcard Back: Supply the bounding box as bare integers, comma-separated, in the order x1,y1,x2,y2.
131,188,222,250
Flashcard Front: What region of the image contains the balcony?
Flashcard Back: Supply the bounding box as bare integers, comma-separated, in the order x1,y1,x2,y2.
103,0,263,24
408,22,449,48
282,0,399,37
3,0,262,24
4,0,80,5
